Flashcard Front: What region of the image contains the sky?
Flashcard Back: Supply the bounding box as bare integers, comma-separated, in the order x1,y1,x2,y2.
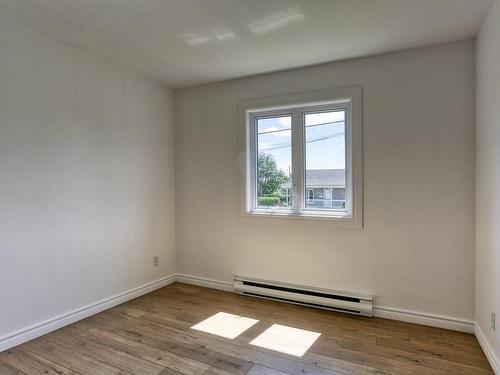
257,111,345,175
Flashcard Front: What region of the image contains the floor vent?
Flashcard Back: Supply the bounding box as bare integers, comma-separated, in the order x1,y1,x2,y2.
234,276,373,317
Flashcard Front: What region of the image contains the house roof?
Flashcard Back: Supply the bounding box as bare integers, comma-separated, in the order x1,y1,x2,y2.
282,169,345,188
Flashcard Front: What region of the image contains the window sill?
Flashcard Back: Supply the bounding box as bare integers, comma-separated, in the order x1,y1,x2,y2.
242,209,362,228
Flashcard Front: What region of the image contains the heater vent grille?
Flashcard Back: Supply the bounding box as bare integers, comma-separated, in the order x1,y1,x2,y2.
241,280,361,303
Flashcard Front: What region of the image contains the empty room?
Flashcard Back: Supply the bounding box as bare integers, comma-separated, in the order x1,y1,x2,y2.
0,0,499,374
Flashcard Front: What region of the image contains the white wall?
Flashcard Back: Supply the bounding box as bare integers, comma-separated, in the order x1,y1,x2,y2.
175,40,476,321
476,0,500,369
0,14,176,341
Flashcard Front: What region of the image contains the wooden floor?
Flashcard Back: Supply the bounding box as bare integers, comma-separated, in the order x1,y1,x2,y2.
0,283,493,375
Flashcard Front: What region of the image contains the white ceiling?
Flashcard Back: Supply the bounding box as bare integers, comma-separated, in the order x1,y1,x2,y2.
0,0,492,89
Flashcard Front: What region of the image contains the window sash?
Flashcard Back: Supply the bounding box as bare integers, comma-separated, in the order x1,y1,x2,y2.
248,101,352,218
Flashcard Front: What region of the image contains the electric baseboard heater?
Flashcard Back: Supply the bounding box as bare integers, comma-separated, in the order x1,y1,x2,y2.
234,275,373,317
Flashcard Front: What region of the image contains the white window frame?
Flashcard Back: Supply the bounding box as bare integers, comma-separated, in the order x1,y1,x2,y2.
238,86,363,228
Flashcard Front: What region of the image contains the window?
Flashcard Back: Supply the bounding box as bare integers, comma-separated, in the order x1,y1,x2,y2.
282,188,291,206
324,189,332,200
333,187,346,209
307,189,314,203
256,115,292,209
239,87,362,226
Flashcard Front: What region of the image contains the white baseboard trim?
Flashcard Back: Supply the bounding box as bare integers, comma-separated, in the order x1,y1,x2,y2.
373,306,474,333
475,324,500,375
176,274,475,333
0,274,176,352
176,274,234,292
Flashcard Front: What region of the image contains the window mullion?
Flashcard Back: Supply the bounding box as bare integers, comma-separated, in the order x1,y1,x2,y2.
291,109,304,213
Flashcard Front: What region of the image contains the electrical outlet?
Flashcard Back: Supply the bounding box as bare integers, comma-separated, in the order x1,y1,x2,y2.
153,256,159,267
491,311,496,331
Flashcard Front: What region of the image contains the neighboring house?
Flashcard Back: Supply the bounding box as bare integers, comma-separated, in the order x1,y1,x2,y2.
281,169,346,209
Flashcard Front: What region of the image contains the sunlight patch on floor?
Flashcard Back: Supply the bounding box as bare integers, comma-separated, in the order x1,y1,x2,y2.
250,324,321,357
190,312,259,339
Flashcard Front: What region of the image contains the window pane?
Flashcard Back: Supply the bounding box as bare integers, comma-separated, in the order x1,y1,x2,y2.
256,116,292,208
304,110,346,209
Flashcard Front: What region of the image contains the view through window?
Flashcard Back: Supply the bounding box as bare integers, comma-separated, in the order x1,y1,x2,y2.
304,110,346,209
252,106,348,215
256,115,292,209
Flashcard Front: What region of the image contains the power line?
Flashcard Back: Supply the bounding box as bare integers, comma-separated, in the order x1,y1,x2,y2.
259,131,345,151
305,119,345,130
257,119,344,135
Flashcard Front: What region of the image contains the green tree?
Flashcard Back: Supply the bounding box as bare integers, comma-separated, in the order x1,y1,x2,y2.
257,152,289,196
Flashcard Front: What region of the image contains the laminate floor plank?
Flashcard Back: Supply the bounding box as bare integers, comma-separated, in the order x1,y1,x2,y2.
105,306,408,375
82,313,348,375
86,302,460,375
103,301,478,375
19,336,122,375
1,283,493,375
0,347,78,375
66,322,250,375
0,362,26,375
44,329,166,375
